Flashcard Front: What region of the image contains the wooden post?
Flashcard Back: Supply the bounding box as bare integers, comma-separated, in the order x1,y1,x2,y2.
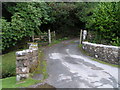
79,29,83,44
32,32,34,42
53,31,56,40
48,29,51,44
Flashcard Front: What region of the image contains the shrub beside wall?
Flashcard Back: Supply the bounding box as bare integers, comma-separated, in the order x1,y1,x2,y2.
82,42,119,65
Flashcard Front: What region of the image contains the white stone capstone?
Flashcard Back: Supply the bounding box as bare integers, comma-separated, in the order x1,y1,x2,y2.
83,30,87,40
16,51,28,56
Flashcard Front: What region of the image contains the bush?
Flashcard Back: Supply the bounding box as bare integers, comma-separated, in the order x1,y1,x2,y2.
86,2,120,46
1,18,13,51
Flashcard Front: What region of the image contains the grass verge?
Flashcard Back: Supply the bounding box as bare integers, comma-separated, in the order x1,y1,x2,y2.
78,44,119,68
32,59,48,80
41,60,48,79
1,76,41,88
2,51,16,78
2,47,28,78
32,48,48,80
1,48,48,89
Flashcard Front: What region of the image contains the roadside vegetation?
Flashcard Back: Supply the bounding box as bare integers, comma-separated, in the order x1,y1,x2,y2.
2,51,16,78
1,2,119,88
48,37,69,47
32,49,48,80
1,76,40,88
2,2,119,53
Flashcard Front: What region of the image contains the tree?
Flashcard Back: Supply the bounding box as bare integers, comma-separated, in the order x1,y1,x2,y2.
86,2,120,45
47,2,80,37
2,2,50,51
75,2,98,29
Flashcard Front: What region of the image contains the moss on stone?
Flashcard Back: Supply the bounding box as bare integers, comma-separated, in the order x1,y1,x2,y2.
32,49,48,80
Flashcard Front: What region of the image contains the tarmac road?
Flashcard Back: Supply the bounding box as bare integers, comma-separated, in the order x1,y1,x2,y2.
43,39,119,88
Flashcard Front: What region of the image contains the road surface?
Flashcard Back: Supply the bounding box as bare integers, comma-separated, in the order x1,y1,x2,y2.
44,39,119,88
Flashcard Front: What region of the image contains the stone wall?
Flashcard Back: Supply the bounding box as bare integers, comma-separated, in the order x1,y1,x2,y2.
16,43,38,81
82,42,120,65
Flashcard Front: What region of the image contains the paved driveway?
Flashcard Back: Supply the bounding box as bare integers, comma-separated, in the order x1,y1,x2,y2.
44,39,119,88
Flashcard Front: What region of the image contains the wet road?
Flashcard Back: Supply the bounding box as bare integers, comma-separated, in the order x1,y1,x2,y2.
44,39,119,88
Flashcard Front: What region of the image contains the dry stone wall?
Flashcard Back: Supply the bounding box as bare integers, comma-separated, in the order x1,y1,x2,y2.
82,42,120,65
16,43,38,81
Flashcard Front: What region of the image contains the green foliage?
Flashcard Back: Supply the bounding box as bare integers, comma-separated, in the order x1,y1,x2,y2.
48,3,79,37
2,2,50,51
75,2,97,23
2,2,16,15
1,18,14,50
48,2,76,22
76,2,120,46
11,2,50,35
2,2,119,51
111,37,120,46
88,2,119,45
